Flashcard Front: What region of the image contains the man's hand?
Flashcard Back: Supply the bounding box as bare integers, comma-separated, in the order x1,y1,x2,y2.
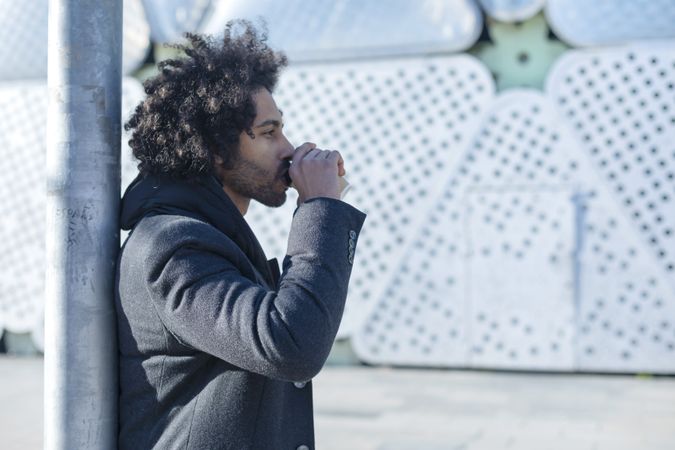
289,142,346,204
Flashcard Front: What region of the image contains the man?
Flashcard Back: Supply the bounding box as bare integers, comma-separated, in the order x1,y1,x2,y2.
115,21,365,449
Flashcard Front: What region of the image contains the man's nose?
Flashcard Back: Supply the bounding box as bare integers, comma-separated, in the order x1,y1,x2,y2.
280,134,294,160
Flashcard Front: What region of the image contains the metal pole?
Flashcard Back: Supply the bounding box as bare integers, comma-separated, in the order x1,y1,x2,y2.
45,0,122,448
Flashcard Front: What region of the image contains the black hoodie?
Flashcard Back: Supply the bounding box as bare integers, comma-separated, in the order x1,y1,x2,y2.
120,173,277,287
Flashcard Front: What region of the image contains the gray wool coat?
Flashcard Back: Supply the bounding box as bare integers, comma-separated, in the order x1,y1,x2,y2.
115,174,366,450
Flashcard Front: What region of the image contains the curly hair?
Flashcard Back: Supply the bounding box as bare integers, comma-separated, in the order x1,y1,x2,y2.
125,20,288,179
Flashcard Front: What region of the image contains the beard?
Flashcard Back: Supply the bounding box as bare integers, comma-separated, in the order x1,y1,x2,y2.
222,156,289,208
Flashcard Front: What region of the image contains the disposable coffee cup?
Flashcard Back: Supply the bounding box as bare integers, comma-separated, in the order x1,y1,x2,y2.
338,176,351,200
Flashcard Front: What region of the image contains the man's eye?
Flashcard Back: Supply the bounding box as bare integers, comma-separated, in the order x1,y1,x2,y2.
264,129,275,136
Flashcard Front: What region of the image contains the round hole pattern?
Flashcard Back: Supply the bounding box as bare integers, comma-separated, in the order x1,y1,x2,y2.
0,0,48,80
352,90,675,373
547,44,675,282
0,82,46,333
244,56,496,337
122,0,153,75
0,78,145,342
0,0,150,80
465,188,576,370
545,0,675,46
141,0,212,43
121,80,147,193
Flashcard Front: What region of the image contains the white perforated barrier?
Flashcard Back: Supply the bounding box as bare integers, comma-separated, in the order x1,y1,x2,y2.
546,43,675,372
352,90,675,373
0,82,47,333
546,43,675,290
245,56,496,337
545,0,675,47
0,0,150,80
141,0,212,43
0,78,145,344
479,0,545,23
121,82,147,192
123,0,153,75
465,188,577,370
201,0,483,61
0,0,48,81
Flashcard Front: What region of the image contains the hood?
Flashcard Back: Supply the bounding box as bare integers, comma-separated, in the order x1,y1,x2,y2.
120,173,275,285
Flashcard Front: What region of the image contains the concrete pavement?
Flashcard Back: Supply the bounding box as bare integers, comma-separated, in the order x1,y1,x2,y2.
1,356,674,449
313,367,675,449
1,357,42,450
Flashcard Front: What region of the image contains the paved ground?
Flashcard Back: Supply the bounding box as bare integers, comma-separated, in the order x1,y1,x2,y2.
1,357,42,450
2,356,675,449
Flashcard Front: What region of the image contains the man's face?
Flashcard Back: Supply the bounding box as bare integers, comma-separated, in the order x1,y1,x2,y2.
220,88,294,207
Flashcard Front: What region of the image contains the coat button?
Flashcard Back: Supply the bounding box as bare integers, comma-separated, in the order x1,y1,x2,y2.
297,445,310,450
294,381,306,389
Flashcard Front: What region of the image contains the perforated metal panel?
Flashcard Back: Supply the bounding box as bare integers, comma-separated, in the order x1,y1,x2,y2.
244,56,496,337
141,0,212,43
0,0,150,80
545,0,675,47
546,43,675,372
123,0,153,74
351,90,675,372
0,78,145,342
0,82,47,333
478,0,545,23
0,0,48,81
546,43,675,291
200,0,483,61
465,188,576,370
121,81,147,192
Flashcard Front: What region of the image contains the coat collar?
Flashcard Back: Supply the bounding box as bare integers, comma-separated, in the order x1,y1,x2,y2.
120,173,276,287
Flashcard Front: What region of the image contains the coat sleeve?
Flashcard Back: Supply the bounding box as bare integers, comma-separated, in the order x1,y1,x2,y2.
142,197,366,382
